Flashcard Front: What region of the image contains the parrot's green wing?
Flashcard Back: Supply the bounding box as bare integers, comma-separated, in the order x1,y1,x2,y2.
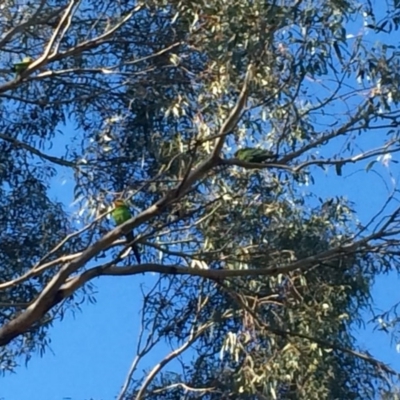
111,204,132,225
111,202,141,264
235,147,275,163
12,57,33,74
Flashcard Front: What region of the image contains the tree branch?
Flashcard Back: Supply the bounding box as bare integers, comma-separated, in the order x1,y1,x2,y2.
0,133,77,168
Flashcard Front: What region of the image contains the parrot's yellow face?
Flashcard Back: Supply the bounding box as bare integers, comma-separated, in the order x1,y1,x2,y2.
113,199,126,208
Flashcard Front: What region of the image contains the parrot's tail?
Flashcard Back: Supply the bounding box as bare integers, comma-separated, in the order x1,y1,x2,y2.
132,245,141,264
125,232,141,264
125,232,134,243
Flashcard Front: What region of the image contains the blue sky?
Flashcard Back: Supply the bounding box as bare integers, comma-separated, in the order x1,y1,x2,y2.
2,4,400,400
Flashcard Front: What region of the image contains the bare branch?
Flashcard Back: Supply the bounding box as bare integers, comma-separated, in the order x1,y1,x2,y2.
42,0,79,60
117,279,165,400
135,323,212,399
212,63,254,157
0,133,77,168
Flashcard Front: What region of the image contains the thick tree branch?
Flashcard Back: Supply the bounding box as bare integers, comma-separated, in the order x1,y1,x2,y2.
26,226,392,325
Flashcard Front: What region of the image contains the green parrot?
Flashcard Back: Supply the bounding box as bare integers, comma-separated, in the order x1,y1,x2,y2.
234,148,276,163
111,199,141,264
12,57,33,75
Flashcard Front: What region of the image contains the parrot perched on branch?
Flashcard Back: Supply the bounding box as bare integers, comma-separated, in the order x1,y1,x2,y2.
234,148,276,163
111,199,141,264
12,57,33,75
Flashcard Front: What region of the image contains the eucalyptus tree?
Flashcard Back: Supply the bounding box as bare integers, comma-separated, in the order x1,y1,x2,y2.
1,0,400,399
